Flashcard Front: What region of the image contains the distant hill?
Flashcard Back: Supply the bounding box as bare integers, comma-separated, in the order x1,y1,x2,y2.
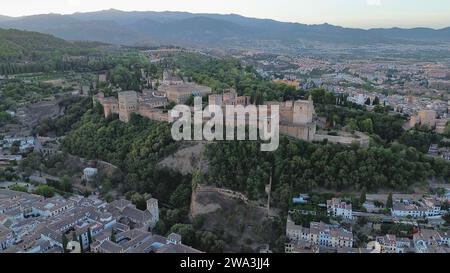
0,28,70,61
369,27,450,41
0,15,12,22
127,16,251,46
1,9,449,47
0,28,109,62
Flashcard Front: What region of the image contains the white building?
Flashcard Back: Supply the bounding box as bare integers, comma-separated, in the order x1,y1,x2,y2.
327,198,353,220
83,168,98,182
32,199,75,218
391,201,442,219
376,234,397,253
0,225,14,251
413,229,447,253
286,217,353,249
1,137,36,152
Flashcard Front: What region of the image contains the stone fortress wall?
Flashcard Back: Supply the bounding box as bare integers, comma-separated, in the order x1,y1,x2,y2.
95,88,369,147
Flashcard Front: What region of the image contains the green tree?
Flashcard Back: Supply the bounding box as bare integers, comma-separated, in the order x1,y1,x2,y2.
443,213,450,225
153,219,167,235
32,185,55,198
360,190,367,205
196,231,225,253
192,215,205,230
344,118,358,132
110,228,117,243
169,224,195,246
386,193,393,209
130,192,147,211
360,118,374,134
60,176,73,193
373,96,380,105
87,228,92,244
357,216,368,226
9,184,28,193
62,233,68,253
104,193,113,203
79,235,84,253
185,95,195,106
169,183,192,208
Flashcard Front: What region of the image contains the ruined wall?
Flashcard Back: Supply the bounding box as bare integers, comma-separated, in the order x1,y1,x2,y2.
280,123,316,141
139,108,169,122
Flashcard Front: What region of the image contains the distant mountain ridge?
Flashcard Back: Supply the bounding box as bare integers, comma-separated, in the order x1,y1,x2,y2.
0,15,12,22
0,9,449,47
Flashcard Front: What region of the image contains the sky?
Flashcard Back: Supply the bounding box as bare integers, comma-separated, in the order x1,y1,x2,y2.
1,0,450,29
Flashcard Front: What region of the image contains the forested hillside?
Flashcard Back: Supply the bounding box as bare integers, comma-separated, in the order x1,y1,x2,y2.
205,138,450,210
62,110,189,205
0,28,117,75
0,28,108,61
172,53,302,103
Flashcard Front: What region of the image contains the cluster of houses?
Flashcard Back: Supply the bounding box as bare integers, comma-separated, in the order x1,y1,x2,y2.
326,195,447,221
285,196,450,253
0,136,62,165
327,198,353,220
0,189,200,253
428,144,450,162
375,230,450,253
285,217,354,253
0,137,33,166
0,137,36,152
390,198,444,219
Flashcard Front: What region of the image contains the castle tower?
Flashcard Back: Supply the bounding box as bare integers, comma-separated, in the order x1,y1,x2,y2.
103,104,112,118
293,99,314,125
409,115,418,128
147,198,159,226
208,94,223,112
222,89,237,104
118,91,138,123
418,110,437,128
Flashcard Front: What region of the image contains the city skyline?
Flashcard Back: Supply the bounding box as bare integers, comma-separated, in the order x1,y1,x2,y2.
0,0,450,29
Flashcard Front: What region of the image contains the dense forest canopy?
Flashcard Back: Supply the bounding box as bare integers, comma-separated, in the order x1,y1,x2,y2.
205,137,450,210
0,80,57,111
0,28,108,62
62,110,190,206
0,28,124,75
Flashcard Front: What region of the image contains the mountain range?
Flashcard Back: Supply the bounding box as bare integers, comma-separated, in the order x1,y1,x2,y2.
0,9,449,48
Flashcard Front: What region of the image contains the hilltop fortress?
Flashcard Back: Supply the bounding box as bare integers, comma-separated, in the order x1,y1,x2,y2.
94,87,369,147
208,91,317,141
94,90,169,123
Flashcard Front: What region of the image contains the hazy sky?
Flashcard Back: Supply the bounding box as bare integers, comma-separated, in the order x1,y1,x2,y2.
1,0,450,29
